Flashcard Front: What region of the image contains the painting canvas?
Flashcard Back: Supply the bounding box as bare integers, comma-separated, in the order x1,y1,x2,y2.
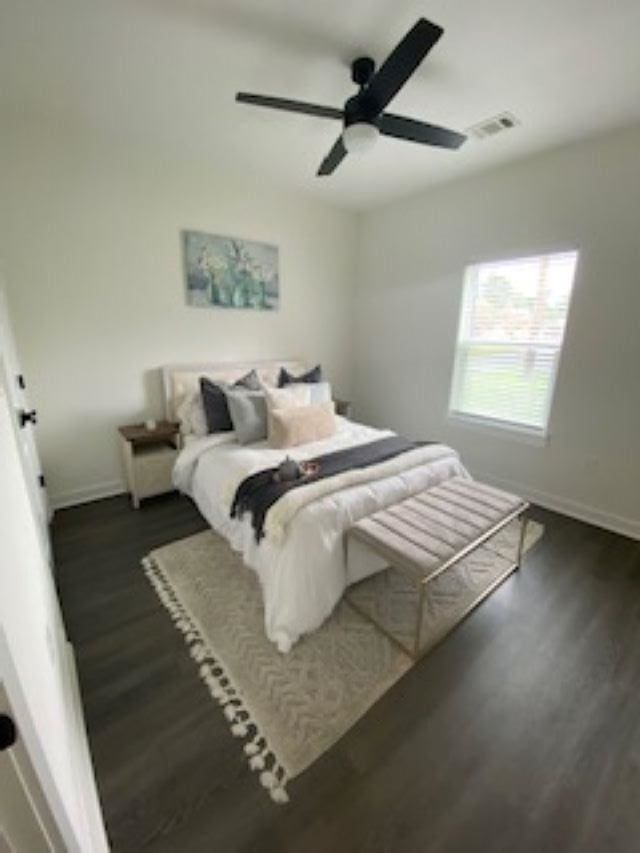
183,231,279,310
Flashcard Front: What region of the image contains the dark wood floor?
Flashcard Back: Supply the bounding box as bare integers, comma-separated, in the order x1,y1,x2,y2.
53,493,640,853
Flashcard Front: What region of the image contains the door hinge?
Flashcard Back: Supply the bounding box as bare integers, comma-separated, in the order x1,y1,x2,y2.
38,474,46,488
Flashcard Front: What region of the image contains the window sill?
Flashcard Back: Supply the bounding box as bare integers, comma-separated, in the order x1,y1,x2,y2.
447,411,549,446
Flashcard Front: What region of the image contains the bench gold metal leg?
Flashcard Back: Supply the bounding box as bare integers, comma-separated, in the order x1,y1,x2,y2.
414,583,426,658
515,511,528,570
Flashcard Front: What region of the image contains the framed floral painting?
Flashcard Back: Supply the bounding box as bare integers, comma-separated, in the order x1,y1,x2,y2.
183,230,279,310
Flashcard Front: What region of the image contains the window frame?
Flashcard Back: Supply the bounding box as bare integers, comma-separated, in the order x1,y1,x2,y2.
447,250,579,442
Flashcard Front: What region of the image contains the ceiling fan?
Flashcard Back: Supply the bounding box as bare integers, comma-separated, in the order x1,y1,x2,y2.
236,17,466,177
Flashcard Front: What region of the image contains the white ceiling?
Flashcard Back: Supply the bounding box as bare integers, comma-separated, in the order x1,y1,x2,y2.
2,0,640,210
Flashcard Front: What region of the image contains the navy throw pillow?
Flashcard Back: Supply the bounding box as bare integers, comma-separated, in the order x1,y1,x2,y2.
278,364,322,387
200,369,261,433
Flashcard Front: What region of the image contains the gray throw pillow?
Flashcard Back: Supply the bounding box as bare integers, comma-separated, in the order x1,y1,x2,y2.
237,369,261,391
225,389,268,444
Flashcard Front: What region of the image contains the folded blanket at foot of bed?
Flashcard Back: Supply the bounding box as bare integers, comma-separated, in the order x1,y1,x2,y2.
230,436,428,542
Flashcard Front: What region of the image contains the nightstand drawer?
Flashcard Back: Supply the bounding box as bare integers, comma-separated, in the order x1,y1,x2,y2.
135,446,177,499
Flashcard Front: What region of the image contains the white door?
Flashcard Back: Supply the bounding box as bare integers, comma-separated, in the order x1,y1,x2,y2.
0,290,109,851
0,747,51,853
0,272,51,561
0,753,50,853
1,684,63,852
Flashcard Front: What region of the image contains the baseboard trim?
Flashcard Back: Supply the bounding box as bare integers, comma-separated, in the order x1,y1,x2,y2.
472,469,640,541
49,473,640,541
50,480,126,510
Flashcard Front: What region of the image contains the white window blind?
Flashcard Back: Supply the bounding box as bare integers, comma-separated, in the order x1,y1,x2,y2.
449,251,578,434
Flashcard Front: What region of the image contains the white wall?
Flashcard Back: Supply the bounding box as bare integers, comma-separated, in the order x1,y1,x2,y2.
355,125,640,539
0,112,358,507
2,108,638,534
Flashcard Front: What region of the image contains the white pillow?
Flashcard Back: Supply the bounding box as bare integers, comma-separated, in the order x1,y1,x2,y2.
290,381,332,405
264,384,312,411
175,392,208,437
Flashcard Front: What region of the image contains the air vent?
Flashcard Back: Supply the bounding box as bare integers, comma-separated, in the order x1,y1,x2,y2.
467,112,520,140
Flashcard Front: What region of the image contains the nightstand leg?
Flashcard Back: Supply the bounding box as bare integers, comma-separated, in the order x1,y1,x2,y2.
120,434,140,509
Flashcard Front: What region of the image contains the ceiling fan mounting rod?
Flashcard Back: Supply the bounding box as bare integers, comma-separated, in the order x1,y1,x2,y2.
351,56,376,88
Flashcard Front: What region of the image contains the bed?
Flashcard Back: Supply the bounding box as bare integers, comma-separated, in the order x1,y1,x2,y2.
163,360,469,652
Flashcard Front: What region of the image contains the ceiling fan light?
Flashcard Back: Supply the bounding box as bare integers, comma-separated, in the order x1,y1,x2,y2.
342,122,379,154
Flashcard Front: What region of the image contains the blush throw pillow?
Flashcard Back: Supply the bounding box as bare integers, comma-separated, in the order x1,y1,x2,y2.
269,401,336,449
265,385,312,443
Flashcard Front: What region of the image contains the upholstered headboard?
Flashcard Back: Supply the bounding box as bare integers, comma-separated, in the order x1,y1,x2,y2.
161,358,307,421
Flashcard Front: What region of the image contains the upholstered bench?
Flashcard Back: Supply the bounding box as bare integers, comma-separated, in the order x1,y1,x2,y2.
346,477,529,659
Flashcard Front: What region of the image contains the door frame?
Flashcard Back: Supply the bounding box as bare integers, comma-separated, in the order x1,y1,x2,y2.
0,272,51,561
0,304,109,851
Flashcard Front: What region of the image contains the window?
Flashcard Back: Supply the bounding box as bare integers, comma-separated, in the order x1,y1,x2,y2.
449,251,578,436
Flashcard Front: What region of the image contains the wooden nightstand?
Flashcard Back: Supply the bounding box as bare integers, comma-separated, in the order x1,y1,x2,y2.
118,421,180,508
334,399,352,418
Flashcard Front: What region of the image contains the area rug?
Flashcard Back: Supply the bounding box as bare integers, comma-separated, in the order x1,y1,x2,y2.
143,519,542,803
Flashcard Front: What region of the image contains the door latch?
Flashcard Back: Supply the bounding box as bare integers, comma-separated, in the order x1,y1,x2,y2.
18,409,37,428
0,714,17,750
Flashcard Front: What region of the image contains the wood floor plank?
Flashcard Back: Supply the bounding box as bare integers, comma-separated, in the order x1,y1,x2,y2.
52,494,640,852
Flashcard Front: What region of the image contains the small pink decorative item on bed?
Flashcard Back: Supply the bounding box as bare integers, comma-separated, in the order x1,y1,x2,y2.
269,401,336,448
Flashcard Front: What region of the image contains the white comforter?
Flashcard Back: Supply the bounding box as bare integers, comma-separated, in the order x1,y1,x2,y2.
174,418,468,652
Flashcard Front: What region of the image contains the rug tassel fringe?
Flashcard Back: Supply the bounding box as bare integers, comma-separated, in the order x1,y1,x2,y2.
142,556,290,805
243,733,263,756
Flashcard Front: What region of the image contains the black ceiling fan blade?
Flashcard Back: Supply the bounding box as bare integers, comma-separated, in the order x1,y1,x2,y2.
379,113,466,149
317,137,347,176
359,19,443,115
236,93,343,121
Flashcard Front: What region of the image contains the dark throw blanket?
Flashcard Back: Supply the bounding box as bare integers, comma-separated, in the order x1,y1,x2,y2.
231,436,425,543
